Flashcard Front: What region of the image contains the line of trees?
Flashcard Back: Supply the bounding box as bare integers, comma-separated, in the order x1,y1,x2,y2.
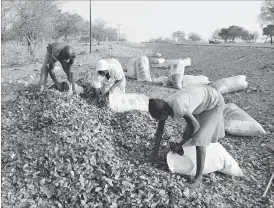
213,0,274,44
149,31,203,43
212,26,260,43
171,31,202,42
149,0,274,44
1,1,123,56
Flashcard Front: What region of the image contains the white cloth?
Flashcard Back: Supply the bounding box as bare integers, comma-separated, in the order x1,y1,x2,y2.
166,85,219,120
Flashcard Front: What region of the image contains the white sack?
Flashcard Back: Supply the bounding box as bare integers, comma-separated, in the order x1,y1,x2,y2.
109,91,149,113
223,103,266,136
211,75,248,95
135,56,152,82
167,142,244,177
164,60,185,89
182,75,210,87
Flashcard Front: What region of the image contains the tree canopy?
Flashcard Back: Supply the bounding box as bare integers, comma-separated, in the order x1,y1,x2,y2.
258,0,274,27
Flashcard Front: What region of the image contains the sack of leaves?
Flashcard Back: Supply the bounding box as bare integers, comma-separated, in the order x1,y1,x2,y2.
167,142,244,177
223,103,266,136
211,75,248,94
164,60,185,89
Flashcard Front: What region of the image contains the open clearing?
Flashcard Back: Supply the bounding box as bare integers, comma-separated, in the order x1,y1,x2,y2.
1,42,274,207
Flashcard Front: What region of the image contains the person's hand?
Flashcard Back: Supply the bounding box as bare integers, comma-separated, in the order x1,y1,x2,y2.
109,87,114,94
56,83,63,91
174,143,184,156
150,153,157,164
91,98,99,105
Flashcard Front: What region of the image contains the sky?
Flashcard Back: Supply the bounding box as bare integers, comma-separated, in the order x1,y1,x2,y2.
61,1,263,43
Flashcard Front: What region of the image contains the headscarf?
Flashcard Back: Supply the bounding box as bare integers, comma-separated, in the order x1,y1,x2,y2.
96,59,109,72
148,99,166,119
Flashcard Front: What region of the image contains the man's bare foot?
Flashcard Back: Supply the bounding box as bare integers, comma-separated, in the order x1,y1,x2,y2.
187,176,203,189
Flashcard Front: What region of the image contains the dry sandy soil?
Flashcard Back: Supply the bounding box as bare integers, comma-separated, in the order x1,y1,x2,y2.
1,42,274,207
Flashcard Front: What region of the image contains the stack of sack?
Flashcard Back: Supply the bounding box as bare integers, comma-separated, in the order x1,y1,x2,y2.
126,56,152,82
151,57,210,89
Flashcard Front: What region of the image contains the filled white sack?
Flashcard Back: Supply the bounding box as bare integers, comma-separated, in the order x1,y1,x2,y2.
109,91,149,113
167,142,244,177
223,103,267,136
182,75,210,87
164,60,185,89
211,75,248,95
152,75,209,87
135,56,152,82
126,58,137,79
150,58,166,64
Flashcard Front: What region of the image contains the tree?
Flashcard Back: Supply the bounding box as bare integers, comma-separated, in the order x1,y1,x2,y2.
104,27,118,41
251,31,260,42
218,28,230,42
211,29,222,39
188,32,202,41
55,12,85,41
11,1,62,56
258,0,274,27
241,30,260,42
171,31,185,41
263,24,274,44
92,18,107,44
1,0,17,39
227,25,244,42
1,0,18,55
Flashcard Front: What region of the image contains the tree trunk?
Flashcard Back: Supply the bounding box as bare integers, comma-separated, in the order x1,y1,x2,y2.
27,41,34,57
271,36,273,44
2,41,6,56
24,35,35,58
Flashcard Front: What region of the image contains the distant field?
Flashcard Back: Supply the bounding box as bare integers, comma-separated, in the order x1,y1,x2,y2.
175,41,274,48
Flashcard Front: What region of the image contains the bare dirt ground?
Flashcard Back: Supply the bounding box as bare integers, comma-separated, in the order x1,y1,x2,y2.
1,42,274,207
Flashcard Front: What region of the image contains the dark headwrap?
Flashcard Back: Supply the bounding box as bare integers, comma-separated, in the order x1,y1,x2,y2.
148,99,167,119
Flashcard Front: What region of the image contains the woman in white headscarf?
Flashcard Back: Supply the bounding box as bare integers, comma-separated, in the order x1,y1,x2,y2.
91,59,126,104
